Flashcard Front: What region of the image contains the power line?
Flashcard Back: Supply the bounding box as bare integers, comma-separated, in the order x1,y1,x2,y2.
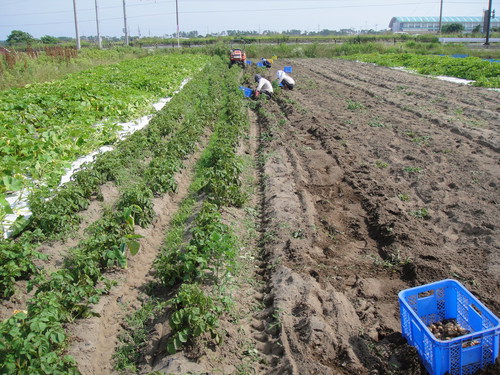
0,1,486,18
0,1,488,28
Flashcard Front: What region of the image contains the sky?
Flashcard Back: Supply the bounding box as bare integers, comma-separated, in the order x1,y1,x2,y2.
0,0,493,40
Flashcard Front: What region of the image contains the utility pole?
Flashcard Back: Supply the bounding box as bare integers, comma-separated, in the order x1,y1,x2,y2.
484,0,493,45
94,0,102,49
123,0,129,46
438,0,444,34
72,0,81,50
176,0,180,48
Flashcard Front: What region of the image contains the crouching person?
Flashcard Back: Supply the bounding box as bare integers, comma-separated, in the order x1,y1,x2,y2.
276,70,295,90
253,74,273,99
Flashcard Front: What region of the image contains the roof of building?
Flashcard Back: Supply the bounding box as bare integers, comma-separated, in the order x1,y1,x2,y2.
389,16,483,27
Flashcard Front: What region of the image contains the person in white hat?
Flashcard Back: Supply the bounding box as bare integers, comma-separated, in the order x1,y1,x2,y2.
276,70,295,90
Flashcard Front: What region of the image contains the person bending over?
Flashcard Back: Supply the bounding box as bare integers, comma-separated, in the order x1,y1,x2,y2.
253,74,274,99
276,70,295,90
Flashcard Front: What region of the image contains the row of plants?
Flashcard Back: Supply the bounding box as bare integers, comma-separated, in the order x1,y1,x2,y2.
0,58,233,374
156,64,248,353
114,64,249,372
0,53,207,230
342,52,500,88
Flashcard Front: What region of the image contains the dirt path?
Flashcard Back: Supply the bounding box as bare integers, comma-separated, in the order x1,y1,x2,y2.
251,58,499,374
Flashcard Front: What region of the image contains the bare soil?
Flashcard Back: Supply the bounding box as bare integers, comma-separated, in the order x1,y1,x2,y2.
242,58,499,374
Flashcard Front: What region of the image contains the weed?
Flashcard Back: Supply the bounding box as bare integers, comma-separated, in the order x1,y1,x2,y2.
347,99,365,111
375,160,389,169
398,194,410,201
409,207,429,219
403,166,422,174
369,120,385,128
371,249,412,268
406,131,431,146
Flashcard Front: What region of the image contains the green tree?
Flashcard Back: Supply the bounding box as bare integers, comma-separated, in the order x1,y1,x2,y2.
472,24,481,33
6,30,35,45
441,23,465,33
40,35,59,44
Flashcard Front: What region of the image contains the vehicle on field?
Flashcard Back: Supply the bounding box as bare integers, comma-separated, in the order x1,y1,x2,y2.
229,40,247,68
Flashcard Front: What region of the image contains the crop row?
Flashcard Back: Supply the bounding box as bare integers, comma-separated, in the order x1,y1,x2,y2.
344,52,500,88
156,63,248,354
0,57,235,374
0,53,206,224
114,64,249,370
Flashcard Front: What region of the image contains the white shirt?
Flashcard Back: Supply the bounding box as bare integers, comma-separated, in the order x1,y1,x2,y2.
277,70,295,85
256,78,273,93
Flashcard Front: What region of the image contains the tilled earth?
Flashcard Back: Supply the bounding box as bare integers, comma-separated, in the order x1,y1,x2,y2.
241,58,500,374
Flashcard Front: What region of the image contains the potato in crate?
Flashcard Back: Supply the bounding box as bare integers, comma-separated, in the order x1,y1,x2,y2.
398,279,500,375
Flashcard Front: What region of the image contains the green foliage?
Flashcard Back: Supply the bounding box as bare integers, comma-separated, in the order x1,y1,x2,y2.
0,311,79,374
6,30,35,45
40,35,59,45
116,186,154,228
167,283,222,354
344,53,500,88
403,166,423,174
347,99,365,111
410,207,430,219
0,56,230,375
0,238,43,298
113,299,168,372
0,54,206,193
441,23,465,33
398,194,410,202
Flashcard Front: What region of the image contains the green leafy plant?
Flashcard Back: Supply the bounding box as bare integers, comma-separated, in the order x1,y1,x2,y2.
375,160,389,169
410,207,430,219
347,99,365,111
369,120,385,127
403,166,423,174
398,194,410,201
167,283,222,354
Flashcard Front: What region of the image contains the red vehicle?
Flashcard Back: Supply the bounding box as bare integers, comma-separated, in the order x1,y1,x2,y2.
229,40,246,68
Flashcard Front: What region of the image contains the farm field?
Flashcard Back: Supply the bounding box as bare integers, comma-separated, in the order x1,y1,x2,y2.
0,56,499,375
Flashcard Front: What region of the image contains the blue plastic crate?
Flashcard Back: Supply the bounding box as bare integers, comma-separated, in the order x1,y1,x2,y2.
284,66,292,73
399,279,500,375
246,60,252,65
238,86,253,98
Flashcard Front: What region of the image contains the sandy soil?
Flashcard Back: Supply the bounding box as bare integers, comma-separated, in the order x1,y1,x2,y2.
244,58,499,374
3,58,498,375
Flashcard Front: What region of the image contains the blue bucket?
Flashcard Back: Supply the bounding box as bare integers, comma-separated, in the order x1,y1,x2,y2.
284,66,292,73
246,60,252,65
399,279,500,375
256,62,264,67
238,86,253,98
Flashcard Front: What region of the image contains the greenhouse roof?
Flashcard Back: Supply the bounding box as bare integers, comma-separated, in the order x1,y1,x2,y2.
390,16,483,26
